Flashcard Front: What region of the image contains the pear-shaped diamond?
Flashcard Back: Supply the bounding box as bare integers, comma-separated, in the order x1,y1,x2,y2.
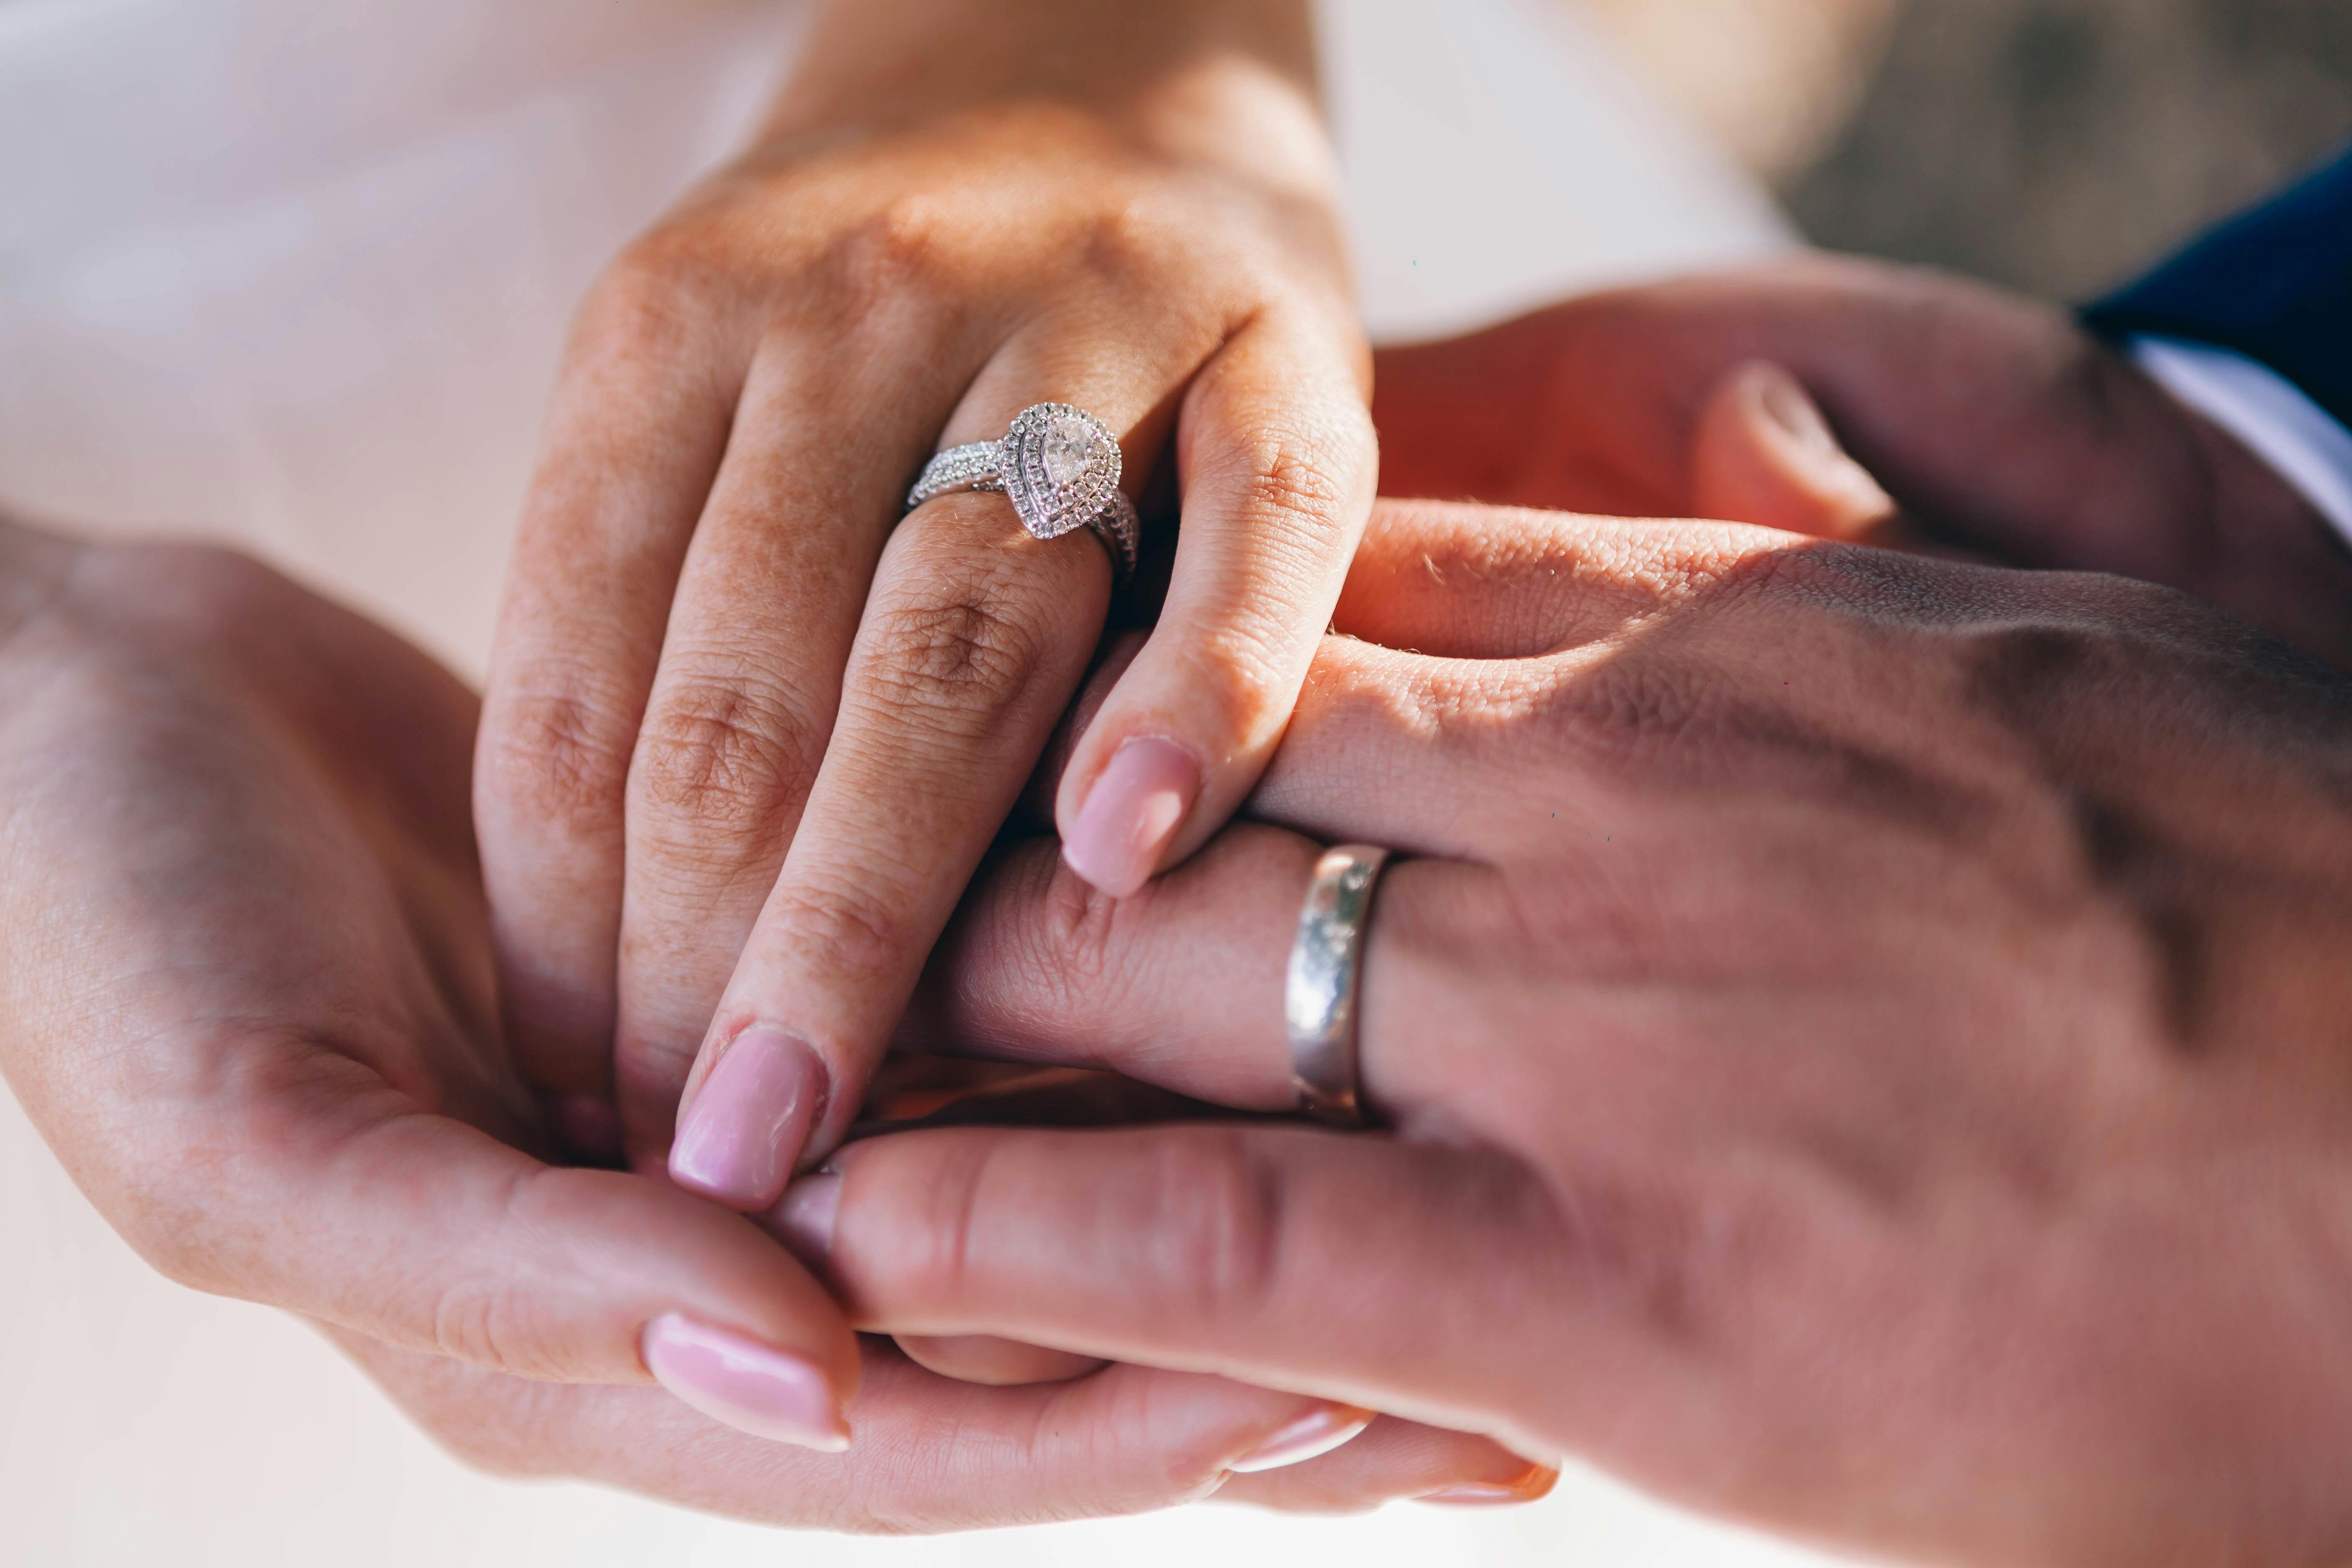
1001,402,1121,540
1042,415,1096,490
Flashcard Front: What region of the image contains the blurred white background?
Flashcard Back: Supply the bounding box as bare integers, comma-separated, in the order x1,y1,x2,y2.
0,0,1834,1562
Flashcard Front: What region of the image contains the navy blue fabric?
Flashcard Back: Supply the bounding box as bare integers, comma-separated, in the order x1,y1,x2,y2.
2082,142,2352,430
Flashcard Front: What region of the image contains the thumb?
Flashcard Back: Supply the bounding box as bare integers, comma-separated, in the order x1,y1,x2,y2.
116,1064,863,1452
1690,361,1897,541
772,1122,1594,1457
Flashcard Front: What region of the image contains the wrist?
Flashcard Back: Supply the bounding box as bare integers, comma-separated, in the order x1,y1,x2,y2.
755,0,1332,196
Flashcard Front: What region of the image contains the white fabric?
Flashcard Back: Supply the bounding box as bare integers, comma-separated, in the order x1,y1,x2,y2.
0,3,1813,1564
2130,334,2352,551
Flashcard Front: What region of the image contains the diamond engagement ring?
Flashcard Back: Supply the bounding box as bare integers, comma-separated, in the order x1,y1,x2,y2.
905,402,1140,581
1286,844,1392,1129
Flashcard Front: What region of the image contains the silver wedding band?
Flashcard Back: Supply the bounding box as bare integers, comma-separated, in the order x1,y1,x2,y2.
905,402,1140,581
1286,844,1392,1128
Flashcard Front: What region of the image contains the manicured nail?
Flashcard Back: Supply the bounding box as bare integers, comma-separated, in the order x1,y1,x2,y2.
768,1171,842,1266
641,1313,848,1452
1063,738,1199,897
668,1027,827,1211
1229,1403,1376,1473
1418,1463,1561,1505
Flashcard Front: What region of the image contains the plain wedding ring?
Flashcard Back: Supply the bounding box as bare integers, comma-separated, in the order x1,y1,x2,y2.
905,402,1140,581
1285,844,1392,1128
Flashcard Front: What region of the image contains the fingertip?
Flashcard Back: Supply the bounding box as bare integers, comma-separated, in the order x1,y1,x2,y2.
667,1027,829,1212
641,1311,852,1452
1416,1462,1563,1506
1060,736,1202,897
1693,361,1895,539
1229,1404,1377,1473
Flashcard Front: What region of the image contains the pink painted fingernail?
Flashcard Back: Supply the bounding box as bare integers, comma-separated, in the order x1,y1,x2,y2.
1230,1403,1376,1473
642,1313,849,1452
1418,1463,1562,1505
668,1027,827,1211
769,1171,843,1266
1063,738,1199,897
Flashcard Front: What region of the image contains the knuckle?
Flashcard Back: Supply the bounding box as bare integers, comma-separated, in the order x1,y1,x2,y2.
1028,853,1128,995
1220,411,1372,551
1122,1129,1286,1320
573,237,712,365
628,675,816,839
822,197,959,316
1080,192,1181,284
480,682,636,840
417,1169,567,1380
859,582,1050,720
760,872,913,988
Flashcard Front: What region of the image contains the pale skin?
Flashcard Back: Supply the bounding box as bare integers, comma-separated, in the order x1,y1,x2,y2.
8,255,2345,1528
0,516,1532,1522
473,0,1378,1212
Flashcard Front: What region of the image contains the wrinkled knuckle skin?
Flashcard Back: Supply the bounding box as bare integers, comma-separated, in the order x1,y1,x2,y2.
1032,854,1127,1001
1230,425,1361,552
481,686,635,842
426,1276,547,1381
761,876,912,990
628,677,816,841
861,588,1049,720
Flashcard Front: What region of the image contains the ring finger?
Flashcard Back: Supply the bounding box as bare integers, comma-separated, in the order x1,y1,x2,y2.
656,310,1232,1208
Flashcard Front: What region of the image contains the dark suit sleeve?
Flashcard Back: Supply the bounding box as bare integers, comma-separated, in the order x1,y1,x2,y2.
2081,142,2352,431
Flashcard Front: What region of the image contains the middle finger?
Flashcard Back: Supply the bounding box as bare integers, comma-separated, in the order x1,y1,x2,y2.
612,308,990,1159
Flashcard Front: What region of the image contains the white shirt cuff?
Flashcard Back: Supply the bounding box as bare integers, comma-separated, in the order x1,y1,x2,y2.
2128,334,2352,553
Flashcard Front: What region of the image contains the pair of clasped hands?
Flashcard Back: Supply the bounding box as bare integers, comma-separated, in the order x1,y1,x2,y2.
13,3,2352,1563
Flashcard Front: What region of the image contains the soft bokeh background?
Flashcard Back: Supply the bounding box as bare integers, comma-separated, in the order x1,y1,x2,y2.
3,0,2347,1564
1583,0,2352,296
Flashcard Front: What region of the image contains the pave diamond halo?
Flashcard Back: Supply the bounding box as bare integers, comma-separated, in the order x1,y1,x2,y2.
904,401,1141,581
1001,402,1120,541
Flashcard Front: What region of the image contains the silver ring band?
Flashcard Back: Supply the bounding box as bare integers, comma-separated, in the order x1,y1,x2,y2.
1286,844,1391,1128
906,402,1140,581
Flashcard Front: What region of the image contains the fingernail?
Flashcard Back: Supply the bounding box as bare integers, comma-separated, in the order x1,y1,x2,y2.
642,1313,849,1452
1229,1403,1376,1474
1749,361,1836,455
1418,1463,1561,1506
668,1027,827,1211
769,1171,842,1266
1748,363,1894,515
1063,738,1199,898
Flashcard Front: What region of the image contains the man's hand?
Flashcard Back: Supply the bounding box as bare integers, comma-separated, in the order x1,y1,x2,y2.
1372,254,2352,666
787,500,2352,1565
0,518,1518,1519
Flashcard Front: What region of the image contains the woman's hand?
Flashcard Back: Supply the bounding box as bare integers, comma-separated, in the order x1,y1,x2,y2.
788,501,2352,1564
1372,255,2352,666
0,517,1539,1510
475,0,1375,1197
